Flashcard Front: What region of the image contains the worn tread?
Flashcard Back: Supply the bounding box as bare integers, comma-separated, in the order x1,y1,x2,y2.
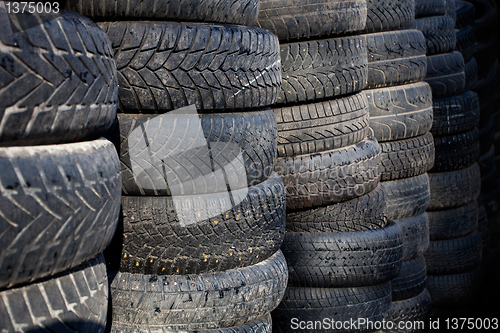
387,289,431,333
392,257,428,302
431,90,480,136
455,26,477,63
424,51,466,99
414,16,457,55
431,128,480,172
364,0,415,33
395,213,430,261
428,201,479,241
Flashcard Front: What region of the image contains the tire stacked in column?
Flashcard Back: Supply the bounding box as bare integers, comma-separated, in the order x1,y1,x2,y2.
414,0,486,316
66,1,289,331
258,1,404,331
363,1,434,330
0,9,121,332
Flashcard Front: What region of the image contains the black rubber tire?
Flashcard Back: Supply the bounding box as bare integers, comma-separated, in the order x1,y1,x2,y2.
414,16,456,55
364,0,415,33
431,128,480,172
455,26,477,63
481,163,498,195
110,314,272,333
455,0,476,28
482,180,500,218
474,40,499,78
108,250,287,331
0,139,121,290
274,91,369,158
477,200,488,231
0,11,118,146
366,82,433,142
424,51,466,99
383,173,430,221
380,133,435,181
480,227,492,252
285,184,387,233
278,35,367,105
431,90,480,136
105,173,286,276
275,136,381,210
465,57,478,90
473,63,498,104
428,163,481,210
66,0,260,25
414,0,450,17
446,0,457,22
479,114,495,155
272,282,392,333
0,254,108,332
366,30,427,89
395,213,430,261
283,221,403,288
392,257,427,302
98,22,281,113
257,0,367,41
428,201,478,241
114,109,277,196
468,0,498,44
487,210,500,247
387,289,431,333
425,231,482,274
426,267,484,308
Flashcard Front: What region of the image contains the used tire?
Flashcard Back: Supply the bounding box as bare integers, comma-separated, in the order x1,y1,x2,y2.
66,0,260,25
0,11,118,146
0,254,108,333
431,90,480,136
257,0,367,41
275,136,381,210
277,35,367,105
431,128,480,172
428,163,481,210
455,26,477,63
387,289,431,333
415,0,447,17
392,257,427,302
414,16,456,55
366,29,427,89
283,221,403,288
380,133,435,181
274,92,369,157
272,282,392,333
428,200,478,240
98,22,281,113
395,213,430,261
425,231,483,275
367,82,433,142
105,174,286,276
364,0,415,33
115,109,277,196
383,173,430,221
285,184,387,233
108,250,288,331
465,57,478,90
424,51,466,99
0,139,121,290
455,0,476,29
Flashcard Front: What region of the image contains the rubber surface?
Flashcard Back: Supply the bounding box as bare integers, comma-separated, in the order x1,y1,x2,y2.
0,139,121,290
431,90,480,136
383,173,430,221
392,257,428,302
364,0,415,33
428,200,478,240
424,51,466,99
431,128,480,172
98,21,281,113
387,289,431,333
455,0,475,29
395,213,430,261
455,26,477,63
414,15,457,55
0,11,118,146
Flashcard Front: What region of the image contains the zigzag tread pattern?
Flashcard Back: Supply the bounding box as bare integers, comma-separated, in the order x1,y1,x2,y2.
0,254,108,333
380,132,435,181
431,90,480,136
0,11,118,146
274,92,369,157
414,16,457,55
105,174,286,276
282,222,403,288
257,0,367,41
364,0,415,33
366,82,433,142
109,250,288,330
0,139,121,290
66,0,260,25
425,51,466,99
455,0,476,29
415,0,447,17
383,173,430,220
117,110,277,196
275,136,381,210
277,36,367,105
98,22,281,113
285,184,386,233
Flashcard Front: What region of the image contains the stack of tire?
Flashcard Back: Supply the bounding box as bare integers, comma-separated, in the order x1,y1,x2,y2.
0,8,121,332
65,1,289,332
414,0,486,316
257,1,405,331
362,1,434,330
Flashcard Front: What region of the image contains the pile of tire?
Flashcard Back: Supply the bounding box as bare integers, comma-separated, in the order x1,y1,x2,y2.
257,1,405,331
0,8,122,332
414,0,486,315
66,1,289,331
362,1,435,331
